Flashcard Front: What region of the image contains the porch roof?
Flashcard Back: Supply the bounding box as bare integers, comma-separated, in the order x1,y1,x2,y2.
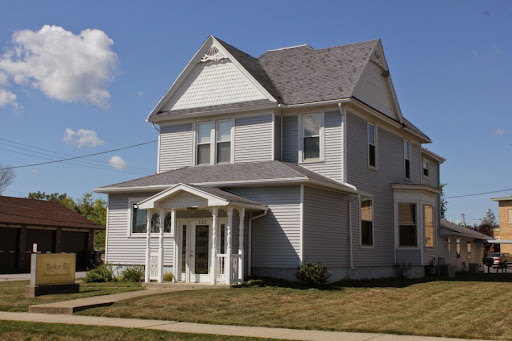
95,160,357,194
137,183,267,211
440,219,490,240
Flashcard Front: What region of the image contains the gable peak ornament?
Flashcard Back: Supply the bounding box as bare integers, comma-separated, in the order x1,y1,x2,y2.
200,46,227,63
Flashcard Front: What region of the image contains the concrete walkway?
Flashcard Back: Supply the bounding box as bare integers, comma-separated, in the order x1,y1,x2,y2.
29,282,215,314
0,311,490,341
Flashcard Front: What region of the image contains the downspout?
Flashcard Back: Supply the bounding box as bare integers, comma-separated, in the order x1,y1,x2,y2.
248,210,268,277
348,194,359,270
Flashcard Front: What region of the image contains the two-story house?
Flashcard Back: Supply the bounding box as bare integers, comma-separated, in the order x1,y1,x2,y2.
95,36,445,284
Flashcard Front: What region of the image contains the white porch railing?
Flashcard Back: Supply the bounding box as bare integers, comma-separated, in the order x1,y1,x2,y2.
216,254,242,283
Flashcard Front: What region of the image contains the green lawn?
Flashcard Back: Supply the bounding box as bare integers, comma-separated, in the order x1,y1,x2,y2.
0,321,279,341
0,280,142,312
79,274,512,340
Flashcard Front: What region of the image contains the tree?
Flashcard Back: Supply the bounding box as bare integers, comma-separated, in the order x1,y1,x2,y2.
0,164,15,195
27,191,107,250
440,183,447,219
482,208,498,227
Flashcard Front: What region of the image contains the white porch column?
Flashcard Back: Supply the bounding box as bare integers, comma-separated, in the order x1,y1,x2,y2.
226,207,233,286
238,208,245,284
158,208,165,283
144,209,153,283
171,209,177,282
211,207,218,285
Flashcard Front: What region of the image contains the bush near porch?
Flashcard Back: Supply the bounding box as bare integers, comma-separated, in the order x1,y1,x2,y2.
79,273,512,340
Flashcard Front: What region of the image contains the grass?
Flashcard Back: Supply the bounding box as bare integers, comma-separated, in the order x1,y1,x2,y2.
0,321,280,341
79,273,512,340
0,280,142,312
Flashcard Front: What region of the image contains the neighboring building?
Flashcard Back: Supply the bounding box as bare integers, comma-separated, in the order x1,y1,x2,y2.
0,196,104,273
491,196,512,253
95,36,445,284
438,219,489,272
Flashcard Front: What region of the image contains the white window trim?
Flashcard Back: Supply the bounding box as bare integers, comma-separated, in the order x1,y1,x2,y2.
193,118,234,166
397,202,419,249
359,193,374,248
422,158,430,179
298,112,325,163
404,139,411,180
128,197,172,238
367,122,378,170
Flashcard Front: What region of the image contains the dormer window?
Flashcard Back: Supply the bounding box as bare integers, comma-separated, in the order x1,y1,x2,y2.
216,120,232,163
197,122,212,165
302,113,323,161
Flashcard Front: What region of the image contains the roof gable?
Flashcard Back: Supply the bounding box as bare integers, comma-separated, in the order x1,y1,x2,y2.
148,36,276,121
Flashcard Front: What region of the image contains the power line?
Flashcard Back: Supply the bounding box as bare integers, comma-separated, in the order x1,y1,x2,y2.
446,188,512,199
0,140,157,170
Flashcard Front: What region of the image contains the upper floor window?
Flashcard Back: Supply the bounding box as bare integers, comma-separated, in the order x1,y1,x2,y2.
361,195,373,246
423,159,429,177
196,120,232,165
302,113,323,161
197,122,212,165
424,204,434,248
368,123,376,168
404,140,410,179
398,203,416,247
216,120,232,163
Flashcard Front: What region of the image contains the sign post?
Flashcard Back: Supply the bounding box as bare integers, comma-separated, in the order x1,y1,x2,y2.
26,253,79,297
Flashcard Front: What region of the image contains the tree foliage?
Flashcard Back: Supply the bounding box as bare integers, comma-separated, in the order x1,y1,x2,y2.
440,183,447,219
27,191,106,250
0,164,15,195
482,208,498,227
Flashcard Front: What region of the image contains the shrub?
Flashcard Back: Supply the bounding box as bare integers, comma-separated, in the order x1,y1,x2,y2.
120,266,145,282
163,272,173,282
83,264,114,283
295,262,331,288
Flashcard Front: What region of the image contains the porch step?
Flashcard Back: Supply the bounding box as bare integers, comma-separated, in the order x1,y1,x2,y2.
142,282,223,289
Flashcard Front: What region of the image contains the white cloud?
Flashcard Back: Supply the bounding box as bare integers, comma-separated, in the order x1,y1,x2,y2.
0,72,8,86
138,91,144,97
495,128,505,136
0,89,21,109
0,25,118,108
108,156,128,170
63,128,104,148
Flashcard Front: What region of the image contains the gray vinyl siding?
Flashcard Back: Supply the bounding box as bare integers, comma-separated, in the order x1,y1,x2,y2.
274,114,282,160
421,155,439,188
346,111,427,267
282,115,298,163
234,114,273,163
303,186,349,267
228,186,301,268
410,143,421,184
106,193,174,267
299,111,343,182
352,61,397,120
396,249,421,265
438,236,484,271
159,123,193,172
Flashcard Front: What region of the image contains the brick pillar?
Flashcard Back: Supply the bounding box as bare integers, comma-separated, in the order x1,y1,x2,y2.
88,230,95,252
55,228,63,253
17,225,27,270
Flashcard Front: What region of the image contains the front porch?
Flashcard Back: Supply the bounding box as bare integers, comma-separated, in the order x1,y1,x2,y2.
137,184,267,285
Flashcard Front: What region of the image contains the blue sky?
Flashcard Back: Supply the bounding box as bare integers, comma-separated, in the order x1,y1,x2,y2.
0,1,510,224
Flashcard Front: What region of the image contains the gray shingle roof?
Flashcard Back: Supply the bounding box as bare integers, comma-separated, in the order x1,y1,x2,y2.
441,219,490,240
187,184,265,206
95,160,355,193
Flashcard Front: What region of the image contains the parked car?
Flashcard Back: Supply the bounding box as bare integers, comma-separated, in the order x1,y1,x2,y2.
483,252,512,267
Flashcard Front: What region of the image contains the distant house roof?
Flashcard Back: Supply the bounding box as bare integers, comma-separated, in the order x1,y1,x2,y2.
440,219,490,240
0,196,104,230
95,160,357,194
491,196,512,202
148,37,429,141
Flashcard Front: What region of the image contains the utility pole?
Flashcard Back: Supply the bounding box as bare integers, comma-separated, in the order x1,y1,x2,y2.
461,213,466,228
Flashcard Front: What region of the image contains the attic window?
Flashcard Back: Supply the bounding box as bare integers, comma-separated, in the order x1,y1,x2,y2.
200,46,226,62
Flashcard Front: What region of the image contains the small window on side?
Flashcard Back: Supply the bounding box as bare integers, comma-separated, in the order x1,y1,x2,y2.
456,239,461,258
467,242,472,259
303,114,321,160
216,120,231,163
368,123,376,168
404,140,410,179
398,203,416,247
197,122,212,165
132,204,147,234
423,159,429,177
448,237,451,253
361,196,373,246
424,205,434,248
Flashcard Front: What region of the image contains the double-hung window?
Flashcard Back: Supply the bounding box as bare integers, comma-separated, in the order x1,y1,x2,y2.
216,120,231,163
368,123,376,168
303,113,322,161
398,203,417,247
404,140,410,179
131,204,171,234
197,122,212,165
361,195,373,246
424,204,434,248
467,242,472,259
